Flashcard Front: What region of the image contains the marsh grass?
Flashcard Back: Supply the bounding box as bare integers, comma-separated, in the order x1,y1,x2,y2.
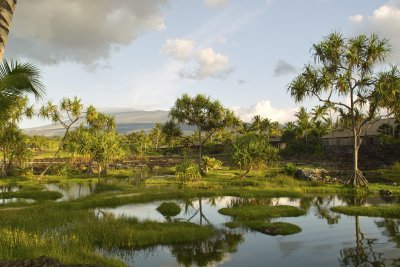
0,203,214,266
0,191,62,201
218,205,306,219
156,202,181,217
225,221,302,236
331,205,400,219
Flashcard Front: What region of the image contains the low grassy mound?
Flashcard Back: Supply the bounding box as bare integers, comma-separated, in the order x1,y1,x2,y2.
331,205,400,219
224,221,301,236
0,191,63,201
218,205,305,219
156,202,181,217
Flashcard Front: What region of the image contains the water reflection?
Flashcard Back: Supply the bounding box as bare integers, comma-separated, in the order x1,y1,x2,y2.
44,183,96,201
170,231,244,267
339,216,400,266
96,195,400,266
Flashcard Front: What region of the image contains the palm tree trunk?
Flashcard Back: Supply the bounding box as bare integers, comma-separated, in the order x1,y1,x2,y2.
0,0,17,60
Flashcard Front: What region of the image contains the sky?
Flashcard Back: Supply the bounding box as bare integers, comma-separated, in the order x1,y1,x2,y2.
5,0,400,128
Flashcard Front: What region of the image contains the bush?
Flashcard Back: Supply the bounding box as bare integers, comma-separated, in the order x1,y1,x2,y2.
202,156,222,174
175,151,201,182
283,163,297,176
392,161,400,173
156,202,181,217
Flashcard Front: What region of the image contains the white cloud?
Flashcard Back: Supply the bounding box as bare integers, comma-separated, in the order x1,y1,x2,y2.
204,0,230,8
162,39,233,80
6,0,168,66
183,47,233,79
217,36,227,44
348,14,363,23
231,100,295,123
350,1,400,63
161,38,196,61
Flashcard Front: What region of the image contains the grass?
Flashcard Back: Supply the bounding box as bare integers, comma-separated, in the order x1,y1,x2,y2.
331,205,400,219
224,221,302,236
156,202,181,217
0,203,214,266
218,205,306,219
1,165,400,265
0,190,62,201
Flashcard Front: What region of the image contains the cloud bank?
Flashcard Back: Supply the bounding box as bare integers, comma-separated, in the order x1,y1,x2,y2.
232,100,295,123
6,0,168,66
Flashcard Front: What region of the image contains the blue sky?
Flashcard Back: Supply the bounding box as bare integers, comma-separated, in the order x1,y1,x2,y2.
5,0,400,128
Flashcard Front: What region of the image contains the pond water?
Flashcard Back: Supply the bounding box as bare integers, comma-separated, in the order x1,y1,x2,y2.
0,186,34,205
96,195,400,267
45,183,97,201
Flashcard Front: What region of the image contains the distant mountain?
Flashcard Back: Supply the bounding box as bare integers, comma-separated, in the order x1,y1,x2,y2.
24,110,171,136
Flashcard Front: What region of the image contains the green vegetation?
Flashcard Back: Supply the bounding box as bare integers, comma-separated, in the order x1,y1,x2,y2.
230,133,278,178
157,202,181,217
0,190,62,201
225,221,302,236
331,206,400,219
0,204,214,266
218,205,305,219
288,32,400,186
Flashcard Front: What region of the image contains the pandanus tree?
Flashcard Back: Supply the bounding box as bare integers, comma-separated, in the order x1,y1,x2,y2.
0,0,17,61
288,32,400,187
39,97,84,177
170,94,240,174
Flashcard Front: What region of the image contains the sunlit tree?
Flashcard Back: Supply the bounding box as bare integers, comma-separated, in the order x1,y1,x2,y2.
288,32,400,186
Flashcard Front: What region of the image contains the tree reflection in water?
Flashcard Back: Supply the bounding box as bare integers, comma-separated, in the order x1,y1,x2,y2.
339,194,400,266
170,231,244,267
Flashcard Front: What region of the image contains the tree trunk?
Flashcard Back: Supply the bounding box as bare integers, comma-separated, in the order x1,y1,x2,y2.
347,132,368,186
0,0,17,60
98,165,102,182
198,129,205,175
239,167,251,179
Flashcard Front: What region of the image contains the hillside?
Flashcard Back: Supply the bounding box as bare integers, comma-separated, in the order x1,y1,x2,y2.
24,110,171,136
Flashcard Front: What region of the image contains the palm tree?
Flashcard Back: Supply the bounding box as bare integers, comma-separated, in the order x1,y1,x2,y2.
250,115,263,133
0,60,45,116
295,107,311,143
0,0,17,60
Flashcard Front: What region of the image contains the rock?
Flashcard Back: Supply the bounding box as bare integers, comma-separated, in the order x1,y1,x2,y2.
379,189,392,196
294,168,343,184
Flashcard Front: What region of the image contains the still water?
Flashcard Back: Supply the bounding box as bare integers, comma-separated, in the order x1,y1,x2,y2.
96,195,400,267
44,183,97,201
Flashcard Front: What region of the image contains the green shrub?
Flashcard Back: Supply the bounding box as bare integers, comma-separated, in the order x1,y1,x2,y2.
156,202,181,217
202,156,222,174
175,151,201,182
282,163,297,176
392,161,400,173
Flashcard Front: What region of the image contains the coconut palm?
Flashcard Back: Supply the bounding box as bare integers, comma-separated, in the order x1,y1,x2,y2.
295,107,311,142
0,0,17,60
0,60,45,116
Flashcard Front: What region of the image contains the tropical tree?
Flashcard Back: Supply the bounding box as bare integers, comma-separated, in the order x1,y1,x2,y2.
0,97,35,177
0,0,17,60
38,97,84,176
288,32,400,186
170,94,239,174
65,110,123,179
0,61,45,116
161,119,182,146
230,133,278,178
295,107,311,143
